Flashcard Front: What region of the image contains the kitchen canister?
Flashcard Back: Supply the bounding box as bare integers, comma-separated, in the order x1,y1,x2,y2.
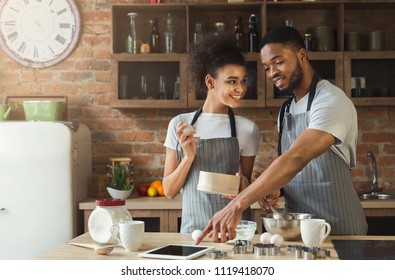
369,31,385,51
88,198,132,244
345,31,361,51
313,26,335,51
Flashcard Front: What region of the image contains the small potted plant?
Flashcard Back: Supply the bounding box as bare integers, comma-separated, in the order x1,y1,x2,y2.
107,158,134,199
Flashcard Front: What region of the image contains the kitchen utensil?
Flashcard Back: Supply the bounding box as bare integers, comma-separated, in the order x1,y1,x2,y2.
69,242,122,255
262,196,283,219
261,213,312,240
197,171,240,196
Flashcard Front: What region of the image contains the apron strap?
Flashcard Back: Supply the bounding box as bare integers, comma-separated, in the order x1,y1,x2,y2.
278,72,320,156
176,106,236,160
306,72,320,111
228,107,237,137
191,107,203,126
278,96,293,156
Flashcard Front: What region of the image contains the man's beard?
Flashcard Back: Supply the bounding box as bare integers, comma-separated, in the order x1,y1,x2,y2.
278,61,303,94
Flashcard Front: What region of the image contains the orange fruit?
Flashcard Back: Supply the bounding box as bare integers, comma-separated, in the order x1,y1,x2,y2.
150,180,162,189
147,186,158,197
156,184,164,196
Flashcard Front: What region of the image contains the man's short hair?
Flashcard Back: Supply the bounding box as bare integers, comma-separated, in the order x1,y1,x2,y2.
259,26,306,52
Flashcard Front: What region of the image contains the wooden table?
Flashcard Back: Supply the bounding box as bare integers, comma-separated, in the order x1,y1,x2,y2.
34,232,395,260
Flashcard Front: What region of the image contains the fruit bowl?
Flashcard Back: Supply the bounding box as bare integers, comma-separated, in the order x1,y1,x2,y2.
261,213,312,241
23,101,65,121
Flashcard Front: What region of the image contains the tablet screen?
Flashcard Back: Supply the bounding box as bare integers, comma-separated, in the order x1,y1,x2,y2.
139,244,215,260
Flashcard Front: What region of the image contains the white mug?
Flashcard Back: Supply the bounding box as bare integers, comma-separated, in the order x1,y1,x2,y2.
112,220,145,252
301,219,331,247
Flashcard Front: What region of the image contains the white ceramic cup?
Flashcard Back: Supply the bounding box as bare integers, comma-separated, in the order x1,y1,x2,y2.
115,220,145,252
301,219,331,247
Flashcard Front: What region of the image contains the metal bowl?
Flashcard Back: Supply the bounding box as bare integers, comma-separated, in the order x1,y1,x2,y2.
261,213,312,241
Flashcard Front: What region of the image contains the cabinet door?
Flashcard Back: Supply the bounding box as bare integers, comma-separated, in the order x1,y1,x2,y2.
344,52,395,106
111,54,188,108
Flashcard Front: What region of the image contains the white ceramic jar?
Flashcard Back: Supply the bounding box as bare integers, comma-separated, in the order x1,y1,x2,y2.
88,198,132,244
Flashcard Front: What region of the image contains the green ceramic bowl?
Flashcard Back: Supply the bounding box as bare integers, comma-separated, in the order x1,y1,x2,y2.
23,101,65,121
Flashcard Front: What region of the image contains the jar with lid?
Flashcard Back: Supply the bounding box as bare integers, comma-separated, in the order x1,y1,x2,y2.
304,33,313,52
213,22,225,36
88,198,132,244
126,12,138,54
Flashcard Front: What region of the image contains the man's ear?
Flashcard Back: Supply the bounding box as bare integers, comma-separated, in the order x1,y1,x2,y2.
298,48,308,62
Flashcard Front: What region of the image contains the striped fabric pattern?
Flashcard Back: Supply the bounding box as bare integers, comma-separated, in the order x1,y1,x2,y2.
282,111,368,235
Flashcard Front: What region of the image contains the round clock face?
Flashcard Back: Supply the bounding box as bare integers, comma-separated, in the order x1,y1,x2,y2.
0,0,81,68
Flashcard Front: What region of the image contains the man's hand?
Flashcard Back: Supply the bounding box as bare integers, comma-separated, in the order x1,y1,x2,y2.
195,202,243,244
258,189,281,212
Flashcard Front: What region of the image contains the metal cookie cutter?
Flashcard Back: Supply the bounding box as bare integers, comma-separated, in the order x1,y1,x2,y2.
233,240,253,254
253,243,281,256
286,245,303,259
286,245,330,259
302,246,331,260
206,250,228,259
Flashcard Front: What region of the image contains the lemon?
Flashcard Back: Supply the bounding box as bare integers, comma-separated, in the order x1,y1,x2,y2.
147,186,158,197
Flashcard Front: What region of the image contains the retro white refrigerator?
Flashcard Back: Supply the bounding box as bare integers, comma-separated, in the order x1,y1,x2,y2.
0,121,92,259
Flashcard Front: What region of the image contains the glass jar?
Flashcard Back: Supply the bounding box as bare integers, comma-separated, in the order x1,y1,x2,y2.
213,22,225,36
164,13,175,53
193,22,204,45
126,12,138,54
88,198,132,244
304,33,313,52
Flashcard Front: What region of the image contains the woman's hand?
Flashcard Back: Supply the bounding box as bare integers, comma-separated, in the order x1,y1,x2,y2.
177,121,199,160
221,172,249,200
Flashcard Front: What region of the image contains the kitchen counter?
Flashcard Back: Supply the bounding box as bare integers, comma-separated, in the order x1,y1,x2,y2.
79,193,395,233
35,232,395,260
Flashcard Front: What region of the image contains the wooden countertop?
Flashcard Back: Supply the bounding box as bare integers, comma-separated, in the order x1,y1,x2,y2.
79,193,395,211
34,232,395,260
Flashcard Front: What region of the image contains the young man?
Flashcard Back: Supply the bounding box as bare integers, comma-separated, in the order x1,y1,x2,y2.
197,26,367,243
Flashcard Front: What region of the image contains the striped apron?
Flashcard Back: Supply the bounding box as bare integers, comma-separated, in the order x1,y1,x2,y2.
180,107,252,233
279,74,368,235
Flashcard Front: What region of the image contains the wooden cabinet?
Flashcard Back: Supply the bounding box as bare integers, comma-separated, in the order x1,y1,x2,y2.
111,1,395,109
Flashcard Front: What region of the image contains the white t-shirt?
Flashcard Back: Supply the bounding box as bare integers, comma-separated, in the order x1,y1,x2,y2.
164,112,259,157
284,80,358,167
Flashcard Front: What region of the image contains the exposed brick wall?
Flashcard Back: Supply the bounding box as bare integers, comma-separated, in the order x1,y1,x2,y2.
0,0,394,194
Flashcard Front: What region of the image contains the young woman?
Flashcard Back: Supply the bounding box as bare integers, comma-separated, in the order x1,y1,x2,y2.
163,34,259,233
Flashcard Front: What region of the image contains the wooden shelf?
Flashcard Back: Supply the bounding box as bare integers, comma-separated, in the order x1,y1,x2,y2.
110,1,395,109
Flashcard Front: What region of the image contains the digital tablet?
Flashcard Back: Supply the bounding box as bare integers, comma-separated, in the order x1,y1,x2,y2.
138,244,215,260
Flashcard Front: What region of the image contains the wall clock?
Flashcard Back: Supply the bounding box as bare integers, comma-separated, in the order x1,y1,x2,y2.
0,0,81,68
